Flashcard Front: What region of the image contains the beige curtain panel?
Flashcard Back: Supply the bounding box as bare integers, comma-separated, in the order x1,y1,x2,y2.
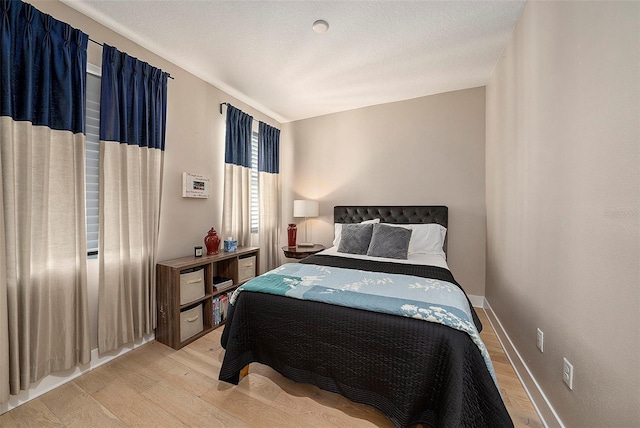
257,121,281,273
0,3,91,404
222,164,252,247
98,143,164,353
0,122,91,402
96,45,168,354
222,105,254,248
258,172,281,272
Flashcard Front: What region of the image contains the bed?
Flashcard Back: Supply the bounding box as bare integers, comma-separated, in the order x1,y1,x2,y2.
219,206,513,427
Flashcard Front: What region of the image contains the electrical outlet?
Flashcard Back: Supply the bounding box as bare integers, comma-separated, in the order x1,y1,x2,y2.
536,328,544,352
563,358,574,390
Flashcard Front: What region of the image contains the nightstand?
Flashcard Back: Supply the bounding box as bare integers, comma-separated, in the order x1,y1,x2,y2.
282,244,326,259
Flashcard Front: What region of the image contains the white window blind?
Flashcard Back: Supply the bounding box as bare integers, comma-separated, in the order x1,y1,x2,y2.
250,131,259,233
85,71,101,256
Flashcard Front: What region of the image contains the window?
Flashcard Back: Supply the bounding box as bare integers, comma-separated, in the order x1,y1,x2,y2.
250,131,259,233
85,66,101,256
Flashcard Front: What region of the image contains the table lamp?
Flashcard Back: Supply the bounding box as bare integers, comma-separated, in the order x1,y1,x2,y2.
293,200,319,247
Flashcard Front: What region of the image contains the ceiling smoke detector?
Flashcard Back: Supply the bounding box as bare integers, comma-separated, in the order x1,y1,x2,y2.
312,19,329,34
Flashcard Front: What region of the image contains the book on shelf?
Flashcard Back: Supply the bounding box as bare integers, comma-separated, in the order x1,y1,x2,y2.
213,276,233,293
213,296,221,325
220,294,229,322
212,291,237,326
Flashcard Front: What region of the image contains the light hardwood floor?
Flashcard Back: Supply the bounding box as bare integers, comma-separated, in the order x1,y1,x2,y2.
0,309,543,427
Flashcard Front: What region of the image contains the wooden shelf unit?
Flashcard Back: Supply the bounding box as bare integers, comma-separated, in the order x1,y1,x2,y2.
155,246,260,349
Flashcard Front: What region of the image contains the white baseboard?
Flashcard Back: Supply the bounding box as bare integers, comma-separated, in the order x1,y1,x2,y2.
483,300,564,428
0,333,154,416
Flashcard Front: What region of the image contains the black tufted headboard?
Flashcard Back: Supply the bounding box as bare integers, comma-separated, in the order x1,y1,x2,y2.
334,206,447,227
334,205,448,253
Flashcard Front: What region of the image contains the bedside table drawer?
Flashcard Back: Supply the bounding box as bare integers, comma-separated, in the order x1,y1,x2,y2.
238,256,256,283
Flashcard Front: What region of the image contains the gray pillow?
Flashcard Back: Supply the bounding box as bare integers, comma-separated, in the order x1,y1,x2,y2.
366,223,412,259
337,224,374,255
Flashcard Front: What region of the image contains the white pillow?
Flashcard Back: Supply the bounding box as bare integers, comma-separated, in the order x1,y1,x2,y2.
333,218,380,247
385,223,447,257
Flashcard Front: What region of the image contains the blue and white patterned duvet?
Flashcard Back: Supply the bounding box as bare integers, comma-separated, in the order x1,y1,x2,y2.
231,262,497,384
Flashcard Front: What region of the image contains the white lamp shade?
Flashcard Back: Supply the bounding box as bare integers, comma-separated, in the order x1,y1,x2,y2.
293,200,319,218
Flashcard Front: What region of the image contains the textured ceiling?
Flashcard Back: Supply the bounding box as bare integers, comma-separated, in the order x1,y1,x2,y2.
62,0,526,123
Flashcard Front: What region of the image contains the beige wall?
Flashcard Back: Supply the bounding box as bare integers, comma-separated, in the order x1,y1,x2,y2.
29,0,281,351
282,88,487,296
486,1,639,427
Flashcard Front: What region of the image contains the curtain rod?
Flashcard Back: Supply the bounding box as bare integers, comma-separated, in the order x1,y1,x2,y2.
89,38,174,80
220,102,230,114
